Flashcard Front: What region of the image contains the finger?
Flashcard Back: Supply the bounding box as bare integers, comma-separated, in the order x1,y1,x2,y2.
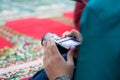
70,29,78,37
71,29,82,41
64,29,78,37
46,38,60,57
48,38,65,61
43,54,47,66
43,44,47,57
46,38,51,48
46,38,55,55
43,38,56,67
50,39,61,56
67,46,76,65
43,38,51,63
45,38,54,57
43,47,48,66
42,41,47,46
62,31,70,38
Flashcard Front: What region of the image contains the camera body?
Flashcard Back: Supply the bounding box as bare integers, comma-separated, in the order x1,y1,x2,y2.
41,32,81,53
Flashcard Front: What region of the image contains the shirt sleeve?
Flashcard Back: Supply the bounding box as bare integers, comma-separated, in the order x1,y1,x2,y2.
73,0,120,80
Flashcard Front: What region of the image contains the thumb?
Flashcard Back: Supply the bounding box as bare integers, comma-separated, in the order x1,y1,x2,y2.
67,46,75,65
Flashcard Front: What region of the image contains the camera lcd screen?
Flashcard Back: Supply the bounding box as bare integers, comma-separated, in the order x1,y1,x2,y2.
60,40,80,49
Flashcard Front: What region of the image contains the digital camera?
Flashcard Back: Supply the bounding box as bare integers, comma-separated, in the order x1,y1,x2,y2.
41,32,81,53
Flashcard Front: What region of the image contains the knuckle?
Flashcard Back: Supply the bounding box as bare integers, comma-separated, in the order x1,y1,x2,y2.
51,44,57,50
51,43,55,47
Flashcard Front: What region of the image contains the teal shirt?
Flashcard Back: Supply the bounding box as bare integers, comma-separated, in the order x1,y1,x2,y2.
74,0,120,80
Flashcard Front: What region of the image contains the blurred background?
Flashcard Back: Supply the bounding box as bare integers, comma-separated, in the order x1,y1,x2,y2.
0,0,75,24
0,0,76,79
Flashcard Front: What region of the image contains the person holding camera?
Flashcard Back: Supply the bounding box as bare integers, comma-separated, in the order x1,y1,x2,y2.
30,0,120,80
43,29,82,80
43,0,120,80
29,29,82,80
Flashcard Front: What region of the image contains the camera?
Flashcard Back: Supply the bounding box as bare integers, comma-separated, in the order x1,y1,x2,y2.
41,32,81,53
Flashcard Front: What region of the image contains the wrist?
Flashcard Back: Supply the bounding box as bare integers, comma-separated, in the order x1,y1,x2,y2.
55,75,71,80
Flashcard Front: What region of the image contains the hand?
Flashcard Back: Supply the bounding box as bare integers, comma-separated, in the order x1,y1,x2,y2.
62,29,82,58
43,38,75,80
62,29,82,42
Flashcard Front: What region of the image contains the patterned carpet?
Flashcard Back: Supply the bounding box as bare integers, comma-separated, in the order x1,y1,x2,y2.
0,11,77,80
0,26,44,80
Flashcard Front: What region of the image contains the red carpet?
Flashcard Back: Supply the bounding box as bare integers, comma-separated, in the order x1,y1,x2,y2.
5,17,77,39
63,11,74,19
0,37,13,49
